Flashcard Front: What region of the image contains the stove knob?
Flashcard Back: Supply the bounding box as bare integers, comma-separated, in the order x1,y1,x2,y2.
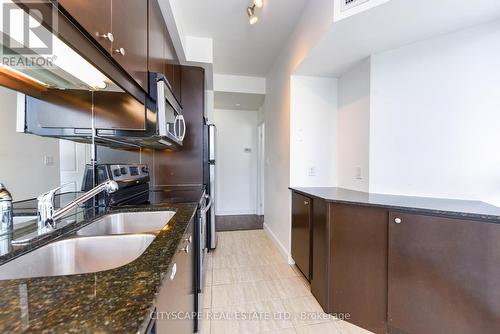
113,169,121,177
141,166,149,173
120,167,127,175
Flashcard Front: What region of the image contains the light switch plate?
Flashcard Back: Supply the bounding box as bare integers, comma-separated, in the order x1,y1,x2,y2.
44,156,54,166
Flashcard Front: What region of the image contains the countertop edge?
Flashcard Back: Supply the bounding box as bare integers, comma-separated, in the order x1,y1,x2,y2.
290,187,500,224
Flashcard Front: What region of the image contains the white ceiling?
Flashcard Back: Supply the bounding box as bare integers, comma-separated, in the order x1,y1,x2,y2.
214,92,265,110
174,0,309,76
297,0,500,77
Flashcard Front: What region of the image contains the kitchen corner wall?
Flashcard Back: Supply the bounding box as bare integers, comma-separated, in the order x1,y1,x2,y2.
337,58,370,192
290,75,337,188
262,0,334,257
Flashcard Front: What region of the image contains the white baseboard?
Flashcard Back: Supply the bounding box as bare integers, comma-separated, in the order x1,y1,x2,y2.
263,222,294,265
216,209,257,216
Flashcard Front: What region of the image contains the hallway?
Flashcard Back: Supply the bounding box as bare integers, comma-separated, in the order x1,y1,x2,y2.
201,230,373,334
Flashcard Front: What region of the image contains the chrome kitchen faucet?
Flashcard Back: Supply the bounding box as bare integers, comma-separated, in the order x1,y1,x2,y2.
37,180,119,234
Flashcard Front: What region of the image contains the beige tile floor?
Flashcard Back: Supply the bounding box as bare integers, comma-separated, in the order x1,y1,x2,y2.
200,230,374,334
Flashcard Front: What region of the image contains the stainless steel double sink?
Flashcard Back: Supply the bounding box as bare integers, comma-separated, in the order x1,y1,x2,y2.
0,211,176,280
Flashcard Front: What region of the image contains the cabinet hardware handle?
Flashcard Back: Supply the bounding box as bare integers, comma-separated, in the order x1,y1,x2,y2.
180,245,190,253
394,217,402,224
304,201,309,205
113,47,126,56
184,236,192,243
98,32,114,42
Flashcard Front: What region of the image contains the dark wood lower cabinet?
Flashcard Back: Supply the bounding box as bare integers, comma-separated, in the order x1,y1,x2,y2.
292,190,500,334
330,204,388,334
291,192,312,280
311,197,330,311
155,219,194,334
388,212,500,334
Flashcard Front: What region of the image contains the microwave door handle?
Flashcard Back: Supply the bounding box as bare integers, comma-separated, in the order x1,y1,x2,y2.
175,115,186,141
180,115,186,141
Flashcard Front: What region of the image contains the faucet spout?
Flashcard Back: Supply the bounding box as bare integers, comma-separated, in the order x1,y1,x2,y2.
37,180,119,233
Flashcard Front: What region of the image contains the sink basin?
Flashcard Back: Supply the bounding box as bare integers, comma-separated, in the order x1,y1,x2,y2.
77,211,175,236
0,234,155,280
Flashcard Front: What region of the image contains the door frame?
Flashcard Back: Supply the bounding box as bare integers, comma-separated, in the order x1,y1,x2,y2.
257,122,265,216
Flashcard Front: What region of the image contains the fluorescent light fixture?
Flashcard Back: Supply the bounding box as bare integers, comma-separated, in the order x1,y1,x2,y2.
51,34,108,89
0,63,48,86
0,0,108,90
254,0,264,8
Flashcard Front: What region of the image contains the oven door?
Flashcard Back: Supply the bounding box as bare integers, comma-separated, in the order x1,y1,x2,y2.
198,193,212,291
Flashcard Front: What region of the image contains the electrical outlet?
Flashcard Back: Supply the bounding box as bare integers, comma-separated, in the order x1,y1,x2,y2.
308,167,316,177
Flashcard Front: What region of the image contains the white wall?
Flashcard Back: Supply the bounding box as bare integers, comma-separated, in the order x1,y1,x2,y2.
215,109,258,215
262,0,334,259
0,87,60,201
337,58,371,192
370,20,500,205
290,75,337,187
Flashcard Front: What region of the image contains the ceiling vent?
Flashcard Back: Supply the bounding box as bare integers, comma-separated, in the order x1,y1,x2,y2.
341,0,370,12
334,0,390,22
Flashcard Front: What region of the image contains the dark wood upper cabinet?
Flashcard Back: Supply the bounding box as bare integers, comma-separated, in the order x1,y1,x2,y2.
58,0,112,51
330,204,388,334
388,212,500,334
172,64,182,104
291,192,312,280
148,0,166,76
111,0,148,91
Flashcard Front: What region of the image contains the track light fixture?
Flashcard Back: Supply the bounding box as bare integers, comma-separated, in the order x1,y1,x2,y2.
247,0,263,25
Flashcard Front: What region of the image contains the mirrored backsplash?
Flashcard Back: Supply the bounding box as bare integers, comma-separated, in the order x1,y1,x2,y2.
0,84,152,205
0,85,92,202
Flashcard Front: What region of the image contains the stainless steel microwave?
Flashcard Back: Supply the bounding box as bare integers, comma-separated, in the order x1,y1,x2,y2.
154,74,186,144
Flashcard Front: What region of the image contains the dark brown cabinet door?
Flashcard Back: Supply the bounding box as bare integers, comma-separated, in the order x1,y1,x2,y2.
58,0,112,51
388,212,500,334
156,220,194,333
330,204,388,334
311,198,329,311
111,0,148,91
172,64,182,104
148,0,166,76
291,192,312,280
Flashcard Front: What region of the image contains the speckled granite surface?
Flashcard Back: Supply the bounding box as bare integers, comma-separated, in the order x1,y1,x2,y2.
290,187,500,223
0,201,198,333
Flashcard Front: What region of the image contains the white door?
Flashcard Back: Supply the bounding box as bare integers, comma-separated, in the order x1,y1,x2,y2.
257,123,265,215
59,140,91,193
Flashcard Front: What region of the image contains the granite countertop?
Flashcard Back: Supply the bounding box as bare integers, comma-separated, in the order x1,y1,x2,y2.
290,187,500,223
0,195,199,333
